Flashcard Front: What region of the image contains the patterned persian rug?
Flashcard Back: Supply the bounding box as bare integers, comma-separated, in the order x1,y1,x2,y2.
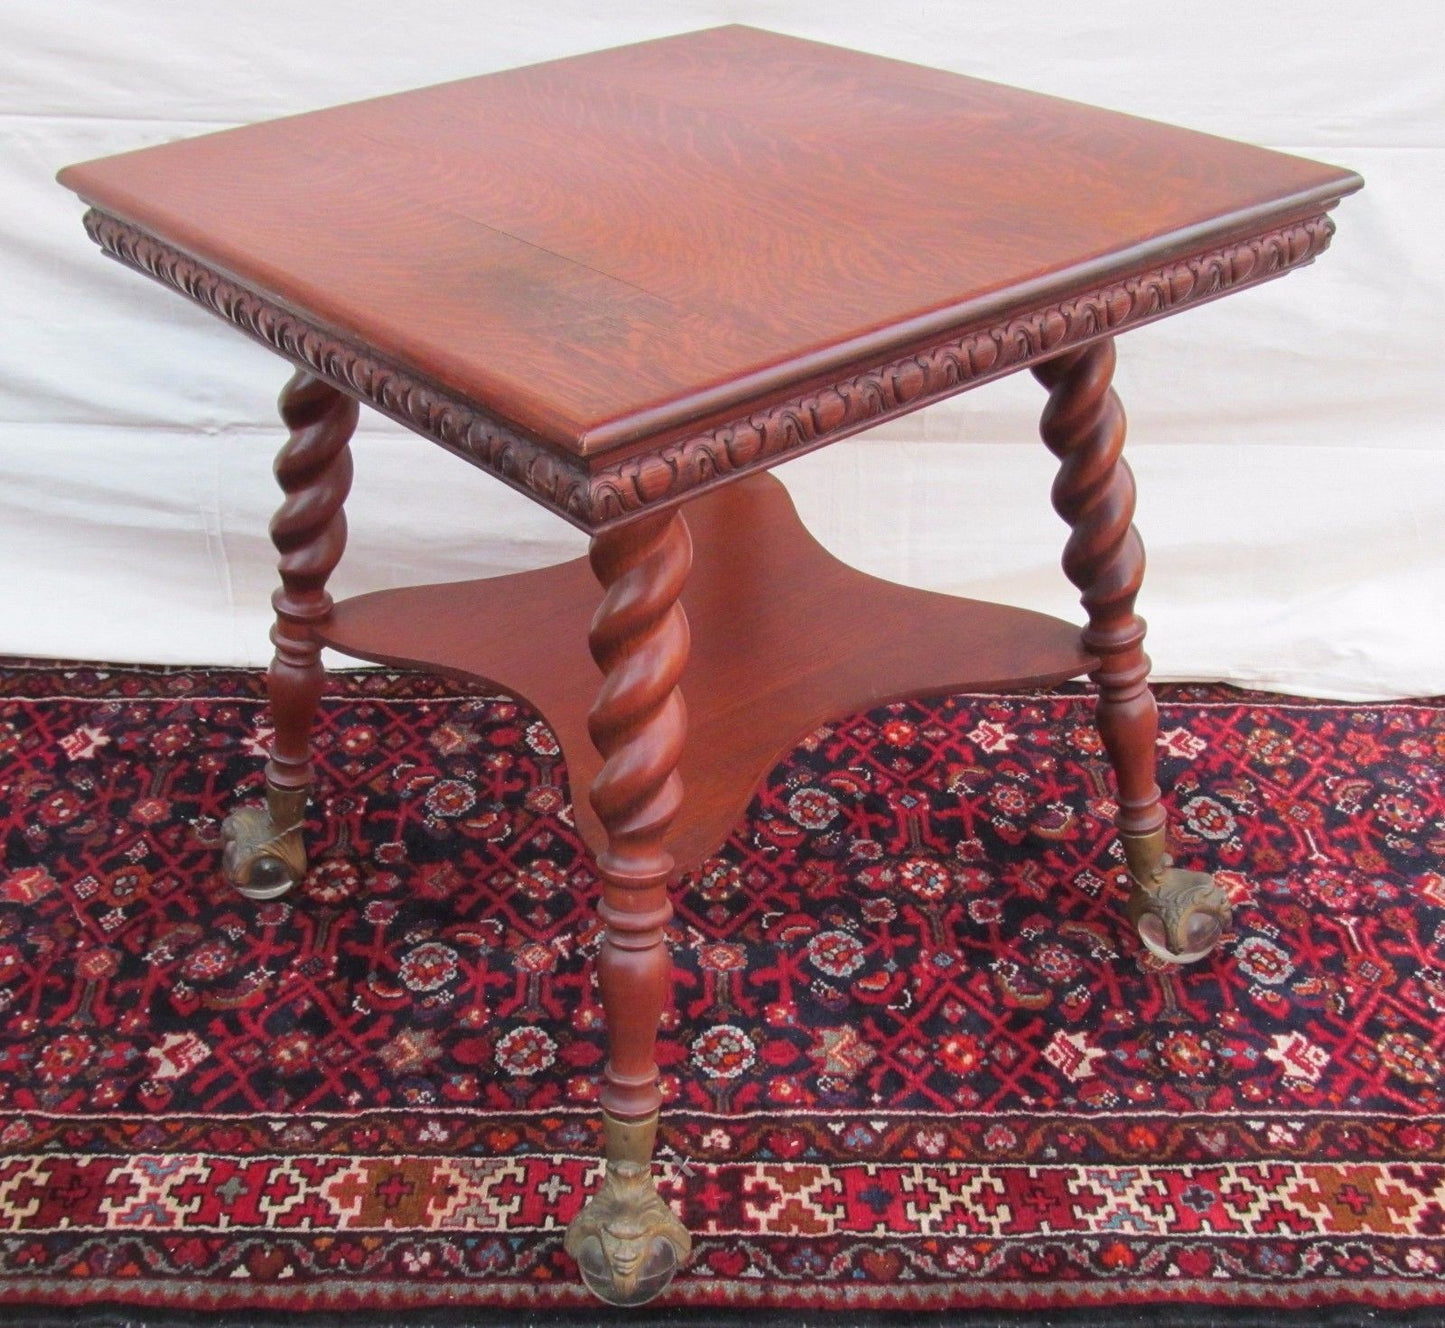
0,663,1441,1324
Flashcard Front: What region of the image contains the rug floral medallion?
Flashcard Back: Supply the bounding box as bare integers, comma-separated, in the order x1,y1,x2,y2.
0,664,1441,1319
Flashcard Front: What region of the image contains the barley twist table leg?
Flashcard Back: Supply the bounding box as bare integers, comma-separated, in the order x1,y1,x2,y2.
1033,341,1229,963
564,508,693,1305
221,370,356,899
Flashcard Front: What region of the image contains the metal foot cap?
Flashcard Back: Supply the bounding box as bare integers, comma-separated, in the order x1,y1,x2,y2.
565,1160,690,1306
220,802,306,900
1127,866,1231,965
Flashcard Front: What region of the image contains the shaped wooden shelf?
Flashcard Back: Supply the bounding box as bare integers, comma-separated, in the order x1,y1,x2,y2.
316,472,1097,873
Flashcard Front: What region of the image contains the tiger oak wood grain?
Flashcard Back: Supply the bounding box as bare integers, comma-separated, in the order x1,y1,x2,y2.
315,472,1098,873
58,25,1359,465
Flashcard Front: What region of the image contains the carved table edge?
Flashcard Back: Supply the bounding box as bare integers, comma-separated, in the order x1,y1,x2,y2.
83,207,1336,534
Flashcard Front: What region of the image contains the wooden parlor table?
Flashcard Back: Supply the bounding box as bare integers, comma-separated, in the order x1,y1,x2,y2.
59,26,1361,1306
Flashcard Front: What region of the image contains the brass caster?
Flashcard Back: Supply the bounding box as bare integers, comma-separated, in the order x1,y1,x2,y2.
564,1160,691,1306
1126,865,1231,965
220,783,308,901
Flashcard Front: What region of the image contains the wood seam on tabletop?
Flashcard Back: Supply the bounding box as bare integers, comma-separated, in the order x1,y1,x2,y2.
82,208,1337,535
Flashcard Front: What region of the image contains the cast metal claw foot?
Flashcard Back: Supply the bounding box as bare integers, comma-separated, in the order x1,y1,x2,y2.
1120,827,1230,964
220,783,308,901
1125,863,1231,964
564,1160,691,1307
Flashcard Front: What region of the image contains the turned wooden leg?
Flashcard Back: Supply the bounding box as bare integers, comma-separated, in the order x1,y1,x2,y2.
1033,341,1229,963
221,371,356,900
563,508,693,1306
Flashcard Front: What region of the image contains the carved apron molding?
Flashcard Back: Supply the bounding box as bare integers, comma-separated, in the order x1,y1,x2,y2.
84,208,1334,533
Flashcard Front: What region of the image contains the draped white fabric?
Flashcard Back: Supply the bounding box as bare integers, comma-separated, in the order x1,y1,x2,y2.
2,2,1441,698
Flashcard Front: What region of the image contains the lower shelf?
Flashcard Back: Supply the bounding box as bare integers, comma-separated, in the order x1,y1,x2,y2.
316,472,1096,873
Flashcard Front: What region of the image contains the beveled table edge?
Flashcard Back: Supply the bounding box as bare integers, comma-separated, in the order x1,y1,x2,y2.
83,205,1340,534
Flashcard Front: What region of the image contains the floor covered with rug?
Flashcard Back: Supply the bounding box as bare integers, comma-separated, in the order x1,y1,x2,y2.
0,663,1441,1322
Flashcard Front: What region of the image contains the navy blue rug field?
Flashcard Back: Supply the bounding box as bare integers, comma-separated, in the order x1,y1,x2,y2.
0,663,1441,1322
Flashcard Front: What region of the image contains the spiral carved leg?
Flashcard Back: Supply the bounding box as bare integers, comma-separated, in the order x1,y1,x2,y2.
222,371,356,900
1034,341,1229,963
564,509,692,1306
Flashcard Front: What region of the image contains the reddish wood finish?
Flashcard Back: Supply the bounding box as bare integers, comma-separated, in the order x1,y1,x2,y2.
587,510,691,1123
265,372,356,794
1033,342,1164,841
314,472,1098,874
58,27,1360,480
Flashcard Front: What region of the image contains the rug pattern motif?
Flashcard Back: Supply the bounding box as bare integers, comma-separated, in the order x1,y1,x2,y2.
0,666,1441,1311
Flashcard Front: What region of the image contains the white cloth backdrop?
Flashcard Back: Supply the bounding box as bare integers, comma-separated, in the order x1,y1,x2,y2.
1,1,1441,698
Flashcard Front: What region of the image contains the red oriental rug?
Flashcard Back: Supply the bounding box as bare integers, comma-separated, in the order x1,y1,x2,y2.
0,663,1442,1325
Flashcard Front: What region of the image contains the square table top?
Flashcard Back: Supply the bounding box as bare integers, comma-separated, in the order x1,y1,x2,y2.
61,26,1360,531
